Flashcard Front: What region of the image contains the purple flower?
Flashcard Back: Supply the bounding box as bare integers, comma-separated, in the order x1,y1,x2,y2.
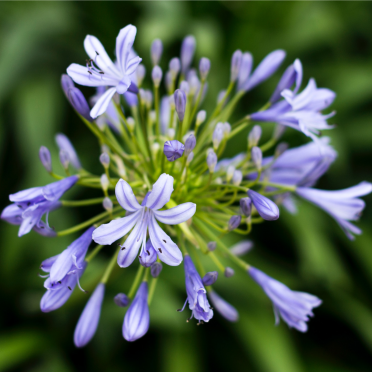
179,255,213,323
92,174,196,267
55,134,82,170
67,25,142,118
1,176,78,237
74,283,105,347
163,140,185,162
123,282,150,342
208,291,239,322
248,266,322,332
247,189,279,221
139,240,158,267
296,181,372,240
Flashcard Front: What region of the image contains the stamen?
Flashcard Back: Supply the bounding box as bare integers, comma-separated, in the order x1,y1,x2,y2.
38,273,49,278
146,250,150,255
96,51,99,55
158,248,162,253
76,274,88,293
68,286,72,290
163,240,167,243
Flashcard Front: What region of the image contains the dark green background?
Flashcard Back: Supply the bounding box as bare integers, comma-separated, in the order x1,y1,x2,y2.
1,2,372,371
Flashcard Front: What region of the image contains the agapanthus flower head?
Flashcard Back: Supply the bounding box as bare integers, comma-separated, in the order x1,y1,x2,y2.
208,291,239,322
163,140,185,162
248,267,322,332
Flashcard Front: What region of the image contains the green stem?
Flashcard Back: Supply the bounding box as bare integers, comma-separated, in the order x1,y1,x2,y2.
128,265,145,299
148,277,158,305
85,245,104,262
101,246,121,284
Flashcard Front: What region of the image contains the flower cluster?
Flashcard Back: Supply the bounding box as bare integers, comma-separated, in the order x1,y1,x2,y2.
2,24,371,346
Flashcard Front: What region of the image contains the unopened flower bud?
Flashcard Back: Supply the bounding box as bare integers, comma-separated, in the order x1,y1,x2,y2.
224,267,235,278
100,174,109,192
184,134,196,157
248,125,262,148
39,146,52,173
163,140,185,162
186,151,194,165
61,74,74,97
165,72,172,93
207,150,217,173
181,35,196,74
275,142,288,158
169,57,181,79
188,75,200,96
230,240,253,256
273,124,286,140
217,90,226,105
103,197,113,212
248,189,279,221
151,39,163,66
230,50,242,82
136,65,146,87
152,142,160,156
238,52,253,91
101,144,110,154
114,293,130,307
228,215,241,231
207,241,217,251
226,165,235,182
59,150,69,169
232,170,243,186
179,81,190,95
68,88,92,122
223,122,231,137
126,117,135,131
167,128,175,140
55,133,81,170
196,110,206,127
152,66,163,88
251,146,262,170
174,89,187,122
112,155,127,179
100,152,110,168
199,57,211,80
240,197,252,217
151,262,163,278
202,271,218,286
213,123,224,150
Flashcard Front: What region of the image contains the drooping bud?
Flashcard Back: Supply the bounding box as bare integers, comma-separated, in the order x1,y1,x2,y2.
174,89,187,122
152,66,163,88
230,240,253,256
114,293,130,307
181,35,196,74
199,57,211,80
100,174,109,192
207,241,217,251
230,50,242,82
39,146,52,173
207,149,217,173
68,88,92,122
213,123,224,150
275,142,288,158
232,170,243,186
100,152,110,168
228,215,241,231
151,39,163,66
55,133,82,170
248,125,262,148
136,65,146,87
186,151,194,165
251,146,262,170
163,140,185,162
103,197,113,212
247,189,279,221
169,57,181,79
208,291,239,322
151,262,163,278
202,271,218,286
196,110,206,127
184,134,196,157
59,150,69,170
240,197,252,217
224,267,235,278
226,165,235,182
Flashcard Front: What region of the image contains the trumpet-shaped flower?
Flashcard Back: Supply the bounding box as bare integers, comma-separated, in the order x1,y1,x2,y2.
67,25,142,118
92,174,196,267
296,182,372,240
249,266,322,332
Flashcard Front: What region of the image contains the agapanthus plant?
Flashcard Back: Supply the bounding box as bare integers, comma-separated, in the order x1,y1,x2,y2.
2,24,371,346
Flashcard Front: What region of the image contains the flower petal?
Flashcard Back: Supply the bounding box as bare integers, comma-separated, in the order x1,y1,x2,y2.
116,75,132,95
90,87,117,119
67,63,118,87
92,210,141,245
146,173,174,211
115,179,142,212
153,202,196,225
126,56,142,76
116,25,137,75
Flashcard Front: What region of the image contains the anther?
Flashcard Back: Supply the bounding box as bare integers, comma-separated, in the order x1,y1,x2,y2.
68,286,72,290
177,308,182,312
121,246,126,250
99,71,104,74
163,239,166,243
158,248,162,253
95,51,99,55
88,70,92,75
58,281,62,284
146,250,150,255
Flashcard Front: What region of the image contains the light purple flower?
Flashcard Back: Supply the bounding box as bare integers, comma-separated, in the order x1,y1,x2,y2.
139,239,158,267
92,174,196,267
179,255,213,323
1,176,78,237
296,182,372,240
55,134,82,170
67,25,142,118
74,283,105,347
123,282,150,342
163,140,185,162
248,266,322,332
208,291,239,322
247,189,279,221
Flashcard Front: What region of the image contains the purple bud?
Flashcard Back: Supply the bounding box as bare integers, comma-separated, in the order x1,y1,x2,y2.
39,146,52,173
100,152,110,168
207,241,217,251
199,57,211,80
248,125,262,147
202,271,218,286
273,124,286,140
61,74,74,97
184,134,196,157
228,215,241,231
103,197,113,212
181,35,196,74
232,170,243,186
136,65,146,86
169,57,181,78
114,293,130,307
207,150,217,173
224,267,235,278
275,142,288,158
55,133,81,170
59,150,69,169
186,151,194,165
123,282,150,342
251,146,262,170
179,81,190,95
163,140,185,162
152,66,163,88
213,123,224,150
151,39,163,66
188,75,200,96
100,174,109,191
174,89,187,122
139,240,158,268
68,88,92,122
230,240,253,256
230,50,242,82
270,64,296,103
208,291,239,322
217,90,227,105
151,262,163,278
196,110,206,126
240,197,252,217
74,283,105,348
237,52,253,91
248,189,279,221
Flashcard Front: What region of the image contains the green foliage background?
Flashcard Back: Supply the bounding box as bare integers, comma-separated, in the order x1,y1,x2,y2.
0,2,372,371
